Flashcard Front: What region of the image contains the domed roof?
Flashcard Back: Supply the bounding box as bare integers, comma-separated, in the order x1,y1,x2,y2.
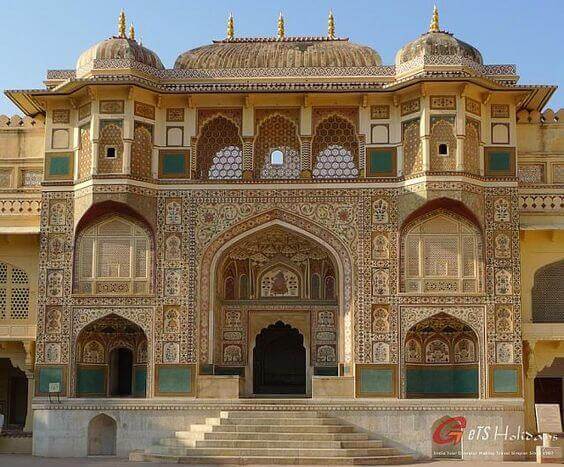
395,7,483,68
174,37,382,70
76,11,164,75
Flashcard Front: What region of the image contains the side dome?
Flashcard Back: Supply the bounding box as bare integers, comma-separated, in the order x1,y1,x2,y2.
395,31,483,66
77,37,164,75
174,38,382,71
395,7,483,71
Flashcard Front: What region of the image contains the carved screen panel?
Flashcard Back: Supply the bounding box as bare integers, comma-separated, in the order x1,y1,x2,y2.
532,260,564,322
403,213,483,293
75,217,152,295
312,116,359,179
0,262,29,320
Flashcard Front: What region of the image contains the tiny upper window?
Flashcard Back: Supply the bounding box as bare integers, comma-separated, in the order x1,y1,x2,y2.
438,143,449,156
270,149,284,165
106,146,117,158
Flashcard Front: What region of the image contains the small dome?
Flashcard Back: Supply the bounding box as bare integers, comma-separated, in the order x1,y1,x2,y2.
395,6,483,69
174,37,382,70
76,11,163,76
395,31,483,66
77,37,164,74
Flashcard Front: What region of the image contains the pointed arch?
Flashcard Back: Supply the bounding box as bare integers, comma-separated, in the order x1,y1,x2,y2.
196,115,243,179
199,209,354,366
88,413,116,455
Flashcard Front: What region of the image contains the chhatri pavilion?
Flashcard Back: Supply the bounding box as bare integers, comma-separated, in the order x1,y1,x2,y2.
0,7,562,463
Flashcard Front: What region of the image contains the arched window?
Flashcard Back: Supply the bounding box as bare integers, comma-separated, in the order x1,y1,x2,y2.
402,211,483,294
312,116,359,179
0,262,29,320
254,114,301,179
196,116,243,180
532,260,564,322
75,216,152,295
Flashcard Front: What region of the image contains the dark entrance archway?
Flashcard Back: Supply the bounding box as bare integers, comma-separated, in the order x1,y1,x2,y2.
109,348,133,396
253,321,306,395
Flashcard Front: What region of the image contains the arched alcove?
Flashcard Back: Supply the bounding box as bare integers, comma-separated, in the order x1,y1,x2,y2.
405,313,479,398
88,413,116,456
76,314,147,398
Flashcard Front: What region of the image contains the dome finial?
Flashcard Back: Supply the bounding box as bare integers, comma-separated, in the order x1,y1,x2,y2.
118,9,127,38
227,12,235,40
328,10,335,39
277,12,285,39
429,4,440,32
129,23,135,41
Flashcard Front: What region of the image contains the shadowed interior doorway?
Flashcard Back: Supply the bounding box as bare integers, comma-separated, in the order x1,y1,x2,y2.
253,321,306,395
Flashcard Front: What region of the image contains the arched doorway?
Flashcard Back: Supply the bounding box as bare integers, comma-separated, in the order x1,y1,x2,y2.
253,321,306,395
75,314,148,398
88,413,116,455
405,313,479,398
109,348,133,396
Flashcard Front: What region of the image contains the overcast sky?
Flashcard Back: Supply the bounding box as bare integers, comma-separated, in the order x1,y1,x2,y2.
0,0,561,115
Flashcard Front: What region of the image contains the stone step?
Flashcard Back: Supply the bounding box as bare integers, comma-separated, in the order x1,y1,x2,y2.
209,424,357,433
130,451,414,465
176,431,370,442
146,446,399,458
217,416,343,426
161,438,383,449
220,410,323,419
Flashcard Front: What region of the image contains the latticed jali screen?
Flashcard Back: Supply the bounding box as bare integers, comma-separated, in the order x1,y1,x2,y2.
0,262,29,320
312,116,359,179
403,214,482,293
76,217,151,295
532,260,564,322
197,117,243,179
254,115,301,179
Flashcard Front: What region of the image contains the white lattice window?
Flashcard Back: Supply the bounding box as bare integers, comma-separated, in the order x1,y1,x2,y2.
0,262,30,320
313,145,359,179
403,213,483,294
208,146,243,180
76,217,151,295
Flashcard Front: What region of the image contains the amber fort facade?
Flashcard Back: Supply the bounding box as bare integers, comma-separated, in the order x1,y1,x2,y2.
0,7,562,463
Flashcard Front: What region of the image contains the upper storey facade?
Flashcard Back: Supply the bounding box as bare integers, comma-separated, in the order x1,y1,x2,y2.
4,9,557,188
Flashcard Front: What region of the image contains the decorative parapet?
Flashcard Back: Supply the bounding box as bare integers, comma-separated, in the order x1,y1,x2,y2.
0,115,44,129
0,198,42,216
519,191,564,213
517,108,563,124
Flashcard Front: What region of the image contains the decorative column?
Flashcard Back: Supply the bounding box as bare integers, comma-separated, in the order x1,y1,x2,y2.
22,340,34,432
242,104,254,179
300,104,312,177
123,99,134,175
90,104,99,175
420,96,430,172
455,94,465,171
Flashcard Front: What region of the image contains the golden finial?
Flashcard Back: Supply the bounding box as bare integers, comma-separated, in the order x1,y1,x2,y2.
129,23,135,41
227,12,234,40
277,12,285,39
429,4,440,32
118,9,126,38
328,10,335,39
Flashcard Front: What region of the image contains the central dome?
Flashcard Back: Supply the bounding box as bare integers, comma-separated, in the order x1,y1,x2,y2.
174,37,382,70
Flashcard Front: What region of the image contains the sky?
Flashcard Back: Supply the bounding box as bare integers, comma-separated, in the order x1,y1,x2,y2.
0,0,562,115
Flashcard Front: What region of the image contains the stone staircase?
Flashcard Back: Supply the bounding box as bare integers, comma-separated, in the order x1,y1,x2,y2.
130,410,414,465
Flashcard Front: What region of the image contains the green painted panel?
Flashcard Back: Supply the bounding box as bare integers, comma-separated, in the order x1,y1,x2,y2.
133,366,147,397
488,151,511,172
158,367,191,394
360,368,393,394
77,367,106,395
368,149,393,175
38,367,63,393
162,153,185,175
493,368,518,393
49,155,70,176
407,367,478,396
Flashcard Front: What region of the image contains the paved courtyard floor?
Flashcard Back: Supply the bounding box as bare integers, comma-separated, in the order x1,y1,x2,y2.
0,454,547,467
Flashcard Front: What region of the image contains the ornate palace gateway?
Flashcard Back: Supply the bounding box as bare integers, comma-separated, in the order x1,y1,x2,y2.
1,7,562,463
